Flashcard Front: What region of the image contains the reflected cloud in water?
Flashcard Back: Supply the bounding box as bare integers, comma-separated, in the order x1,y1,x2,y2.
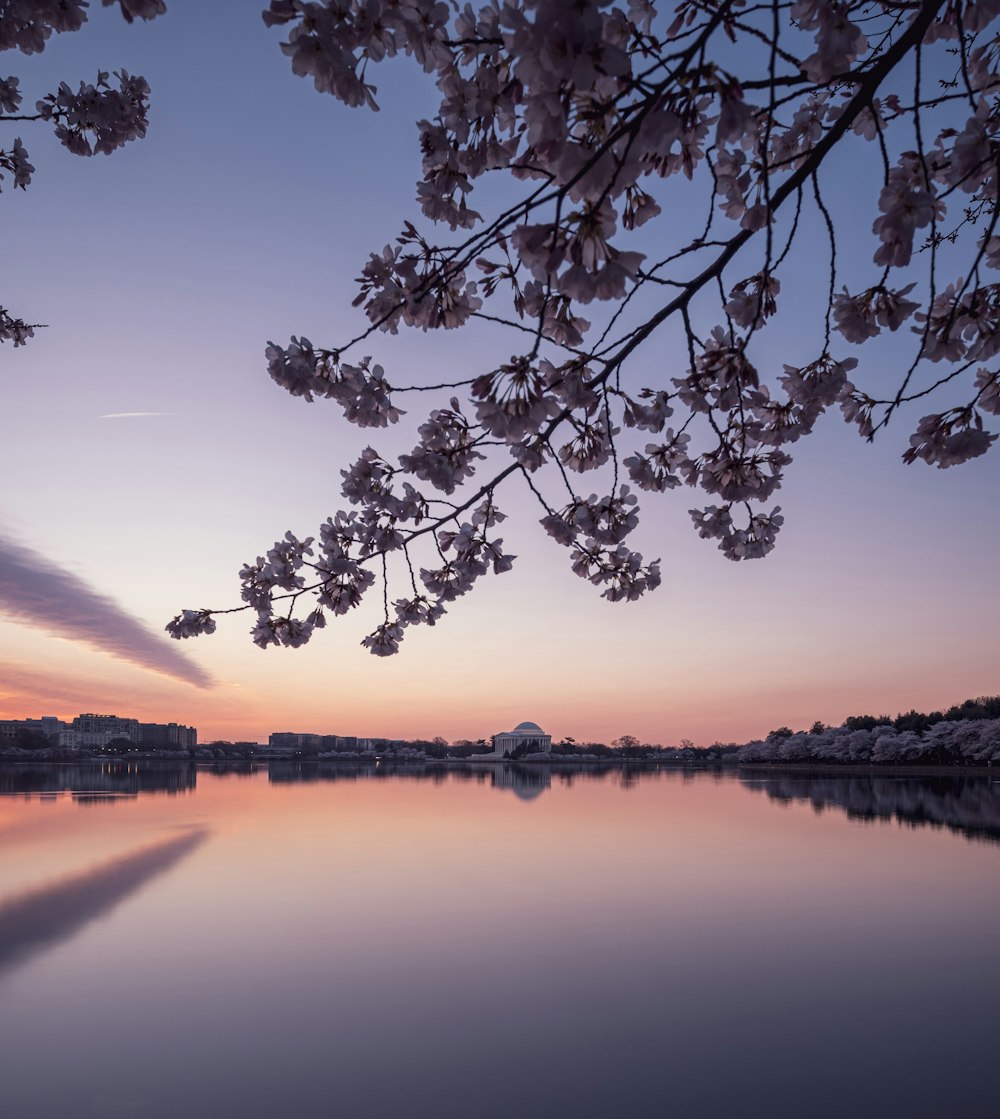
0,828,208,975
0,763,997,1119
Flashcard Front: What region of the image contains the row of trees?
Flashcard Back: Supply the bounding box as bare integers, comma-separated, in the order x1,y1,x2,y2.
840,695,1000,734
743,715,1000,765
5,723,997,765
757,694,1000,762
0,732,190,757
0,727,50,751
392,736,672,759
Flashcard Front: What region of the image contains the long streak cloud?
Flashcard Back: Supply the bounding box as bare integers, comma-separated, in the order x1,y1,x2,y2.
0,535,212,688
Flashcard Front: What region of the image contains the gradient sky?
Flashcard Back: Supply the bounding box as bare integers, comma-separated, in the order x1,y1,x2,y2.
2,1,998,746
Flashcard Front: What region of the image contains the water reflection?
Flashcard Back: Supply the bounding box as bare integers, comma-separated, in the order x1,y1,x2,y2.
0,761,197,802
268,759,555,801
2,760,1000,845
741,770,1000,845
263,761,1000,840
0,764,997,1119
490,764,551,800
265,758,643,796
0,829,208,974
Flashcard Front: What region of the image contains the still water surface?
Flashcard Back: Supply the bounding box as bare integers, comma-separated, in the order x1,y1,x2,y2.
0,762,998,1119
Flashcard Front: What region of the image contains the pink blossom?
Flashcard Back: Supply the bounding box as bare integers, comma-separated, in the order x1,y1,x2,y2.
472,356,560,443
725,273,780,329
166,609,216,640
361,622,405,657
904,410,997,468
974,367,1000,414
833,284,918,343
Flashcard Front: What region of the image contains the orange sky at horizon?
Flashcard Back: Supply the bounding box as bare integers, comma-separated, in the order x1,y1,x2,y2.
3,426,998,748
2,593,997,747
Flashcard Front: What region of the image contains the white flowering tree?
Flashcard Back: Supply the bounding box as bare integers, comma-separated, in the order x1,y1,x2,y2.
25,0,977,658
737,716,1000,763
0,0,163,344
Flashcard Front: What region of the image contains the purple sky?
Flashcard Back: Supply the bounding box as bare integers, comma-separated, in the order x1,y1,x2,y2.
2,2,998,746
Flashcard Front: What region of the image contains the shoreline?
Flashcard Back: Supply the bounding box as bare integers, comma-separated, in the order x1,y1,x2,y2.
0,754,995,777
737,761,999,778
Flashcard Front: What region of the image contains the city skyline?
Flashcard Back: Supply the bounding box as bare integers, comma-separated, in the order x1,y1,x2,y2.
2,2,998,748
4,687,999,751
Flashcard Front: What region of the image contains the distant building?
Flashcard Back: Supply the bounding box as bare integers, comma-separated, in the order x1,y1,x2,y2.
270,732,372,753
268,732,322,752
138,722,198,749
0,712,198,752
492,720,552,757
0,716,65,742
70,713,141,749
320,735,370,753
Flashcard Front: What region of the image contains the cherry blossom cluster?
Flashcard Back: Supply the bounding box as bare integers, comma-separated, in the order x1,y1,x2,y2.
4,4,997,657
35,69,150,156
1,0,163,340
0,134,33,189
739,716,1000,765
169,0,1000,656
0,305,36,346
0,2,163,54
264,338,404,425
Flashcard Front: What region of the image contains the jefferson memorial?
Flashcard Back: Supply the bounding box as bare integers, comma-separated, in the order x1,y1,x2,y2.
492,720,553,757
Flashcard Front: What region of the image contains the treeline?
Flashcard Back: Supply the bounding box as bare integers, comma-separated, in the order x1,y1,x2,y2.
1,728,51,751
394,738,676,760
764,697,1000,742
740,714,1000,767
840,695,1000,735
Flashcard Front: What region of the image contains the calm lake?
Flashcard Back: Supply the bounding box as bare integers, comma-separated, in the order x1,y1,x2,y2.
1,762,998,1119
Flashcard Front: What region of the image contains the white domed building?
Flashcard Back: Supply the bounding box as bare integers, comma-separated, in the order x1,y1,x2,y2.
492,720,552,758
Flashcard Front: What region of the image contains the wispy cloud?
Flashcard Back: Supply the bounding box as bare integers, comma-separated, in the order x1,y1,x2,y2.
0,830,208,975
0,663,113,710
100,411,176,419
0,535,212,688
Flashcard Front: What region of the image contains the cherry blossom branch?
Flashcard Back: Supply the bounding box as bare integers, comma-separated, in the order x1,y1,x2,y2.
167,0,1000,654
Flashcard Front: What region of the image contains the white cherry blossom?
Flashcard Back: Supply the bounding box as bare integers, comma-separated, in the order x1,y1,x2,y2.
2,1,163,346
9,0,981,656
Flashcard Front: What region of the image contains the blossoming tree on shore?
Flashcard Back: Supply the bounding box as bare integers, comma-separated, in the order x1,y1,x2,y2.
13,1,989,657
